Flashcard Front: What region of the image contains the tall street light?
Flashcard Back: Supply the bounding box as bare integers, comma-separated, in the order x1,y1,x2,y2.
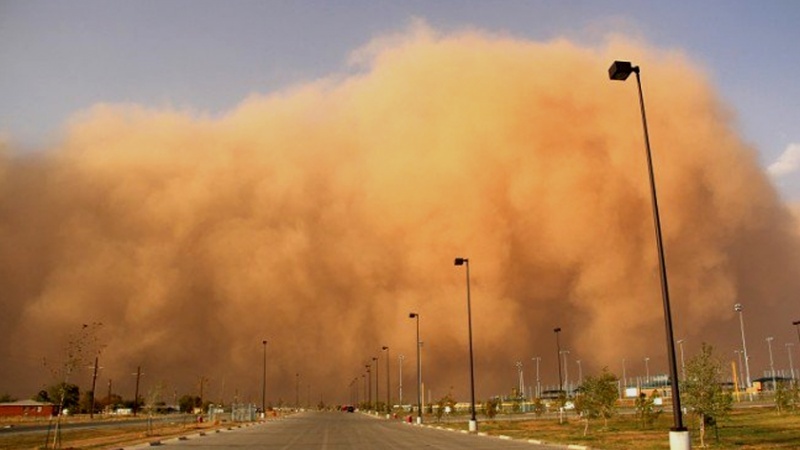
554,328,563,394
532,357,541,398
409,312,422,424
295,373,300,410
794,320,800,345
644,357,651,385
399,354,404,406
454,257,478,433
609,60,688,449
786,343,796,381
262,340,268,416
365,364,372,410
677,339,686,381
735,303,752,388
382,346,391,415
734,350,745,390
766,337,776,390
372,356,379,412
362,374,366,408
622,358,627,390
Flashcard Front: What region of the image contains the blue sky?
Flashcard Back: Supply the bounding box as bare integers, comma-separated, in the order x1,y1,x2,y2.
2,0,799,198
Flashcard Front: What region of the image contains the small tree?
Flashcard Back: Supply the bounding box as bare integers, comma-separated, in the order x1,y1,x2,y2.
482,398,499,419
574,368,619,435
34,390,51,403
532,397,545,417
681,342,733,447
774,379,800,413
178,394,201,414
635,391,662,429
48,383,80,412
434,394,456,422
775,380,791,413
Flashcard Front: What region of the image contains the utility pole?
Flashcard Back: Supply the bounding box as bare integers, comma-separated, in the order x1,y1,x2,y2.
133,367,142,417
107,378,112,412
89,356,99,419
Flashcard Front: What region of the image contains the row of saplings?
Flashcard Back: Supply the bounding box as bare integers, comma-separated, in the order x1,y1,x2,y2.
437,344,800,448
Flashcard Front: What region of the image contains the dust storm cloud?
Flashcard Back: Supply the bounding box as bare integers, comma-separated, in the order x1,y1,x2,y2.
1,27,798,405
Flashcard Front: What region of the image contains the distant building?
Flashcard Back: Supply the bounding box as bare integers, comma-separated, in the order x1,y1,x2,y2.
0,400,56,417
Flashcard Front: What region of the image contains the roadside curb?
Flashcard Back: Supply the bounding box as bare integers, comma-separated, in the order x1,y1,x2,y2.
118,420,272,449
406,421,592,449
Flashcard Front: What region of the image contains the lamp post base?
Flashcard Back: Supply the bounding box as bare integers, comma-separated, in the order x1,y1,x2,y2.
416,416,422,425
669,430,691,450
468,419,477,433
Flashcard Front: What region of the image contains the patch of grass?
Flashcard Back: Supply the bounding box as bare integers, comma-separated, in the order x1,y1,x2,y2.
441,407,800,449
0,420,224,449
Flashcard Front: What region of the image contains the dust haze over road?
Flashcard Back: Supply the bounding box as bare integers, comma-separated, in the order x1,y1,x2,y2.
1,25,797,405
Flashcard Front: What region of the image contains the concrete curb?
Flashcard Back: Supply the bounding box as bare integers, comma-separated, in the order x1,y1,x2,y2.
405,421,592,449
119,420,273,450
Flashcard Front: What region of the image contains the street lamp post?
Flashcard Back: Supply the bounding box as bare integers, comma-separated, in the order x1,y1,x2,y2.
734,350,745,390
735,303,752,388
794,320,800,345
373,356,379,412
786,343,796,380
554,328,563,394
576,360,583,385
515,362,524,397
454,257,478,433
766,337,776,390
399,354,404,406
532,357,541,398
382,346,390,415
622,358,628,391
561,350,570,392
365,364,371,410
409,312,422,424
645,357,651,385
677,339,686,381
262,340,267,416
608,60,688,449
362,374,366,408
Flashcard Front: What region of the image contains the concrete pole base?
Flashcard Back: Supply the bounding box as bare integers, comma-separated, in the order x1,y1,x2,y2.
416,416,422,425
669,430,691,450
468,419,478,433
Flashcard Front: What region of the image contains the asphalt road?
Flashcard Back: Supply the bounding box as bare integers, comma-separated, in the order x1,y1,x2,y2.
129,411,573,449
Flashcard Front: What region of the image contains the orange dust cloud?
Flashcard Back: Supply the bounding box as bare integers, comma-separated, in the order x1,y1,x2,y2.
1,27,797,405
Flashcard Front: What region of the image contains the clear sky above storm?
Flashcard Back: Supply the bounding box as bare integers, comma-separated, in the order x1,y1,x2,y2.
1,1,799,406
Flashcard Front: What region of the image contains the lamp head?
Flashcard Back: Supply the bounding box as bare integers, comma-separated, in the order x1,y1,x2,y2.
793,320,800,326
454,257,468,266
554,327,561,333
382,346,389,350
262,340,267,345
608,60,637,81
409,312,418,318
734,303,743,312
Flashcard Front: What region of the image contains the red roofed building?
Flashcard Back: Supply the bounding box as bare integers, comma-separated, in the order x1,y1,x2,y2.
0,400,56,417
